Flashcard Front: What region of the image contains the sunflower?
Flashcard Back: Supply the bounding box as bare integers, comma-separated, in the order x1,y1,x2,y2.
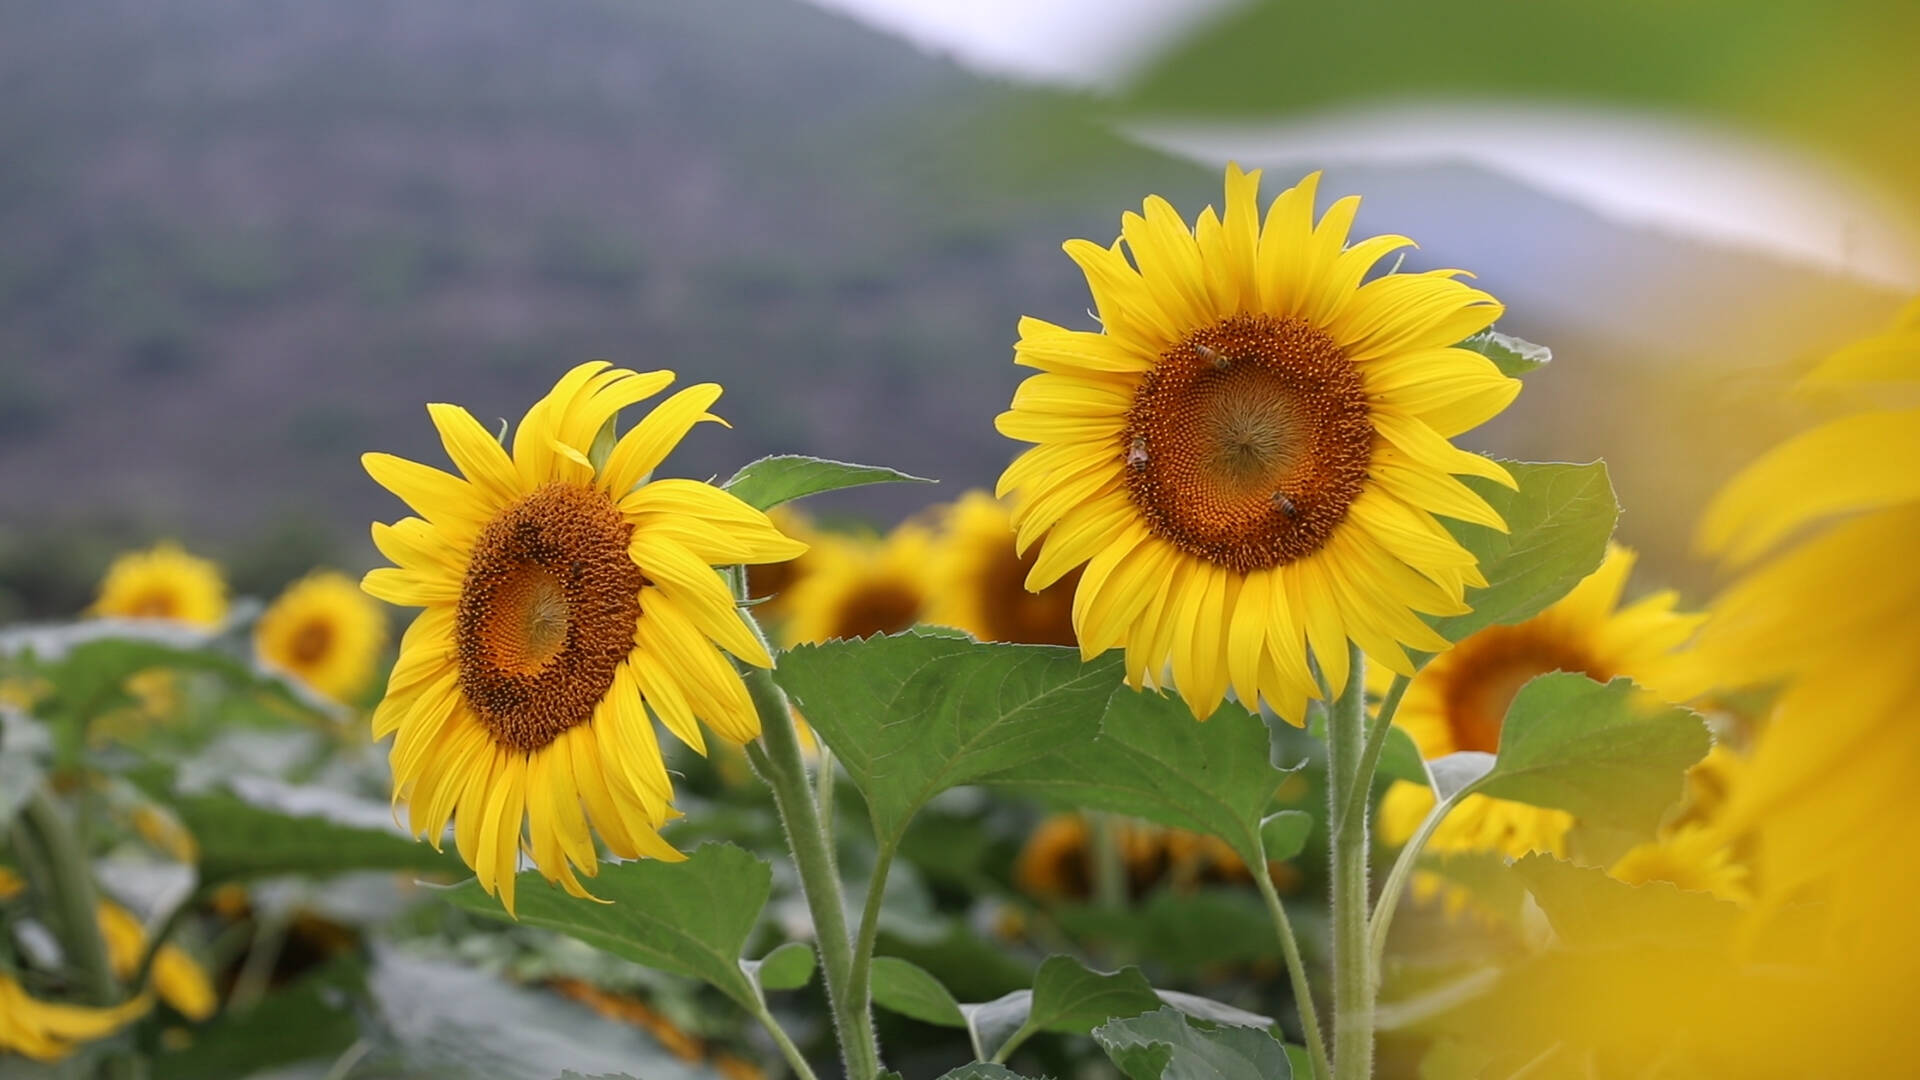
780,524,933,646
361,362,806,912
741,506,818,625
1608,824,1751,902
995,166,1520,721
1693,297,1920,923
97,900,216,1021
254,570,390,704
931,491,1080,645
0,975,150,1063
91,543,228,628
1378,544,1706,859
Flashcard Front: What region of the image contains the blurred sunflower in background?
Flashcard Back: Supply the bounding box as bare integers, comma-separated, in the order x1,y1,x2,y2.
1014,813,1294,903
931,491,1079,645
254,570,389,704
1377,543,1707,862
741,505,817,626
96,900,217,1021
362,362,806,912
996,165,1518,722
780,524,932,645
91,543,228,628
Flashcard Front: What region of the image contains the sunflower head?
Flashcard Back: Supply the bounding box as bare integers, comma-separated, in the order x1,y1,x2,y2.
361,362,806,912
255,570,390,704
92,543,228,628
930,491,1080,645
996,165,1521,721
780,524,933,646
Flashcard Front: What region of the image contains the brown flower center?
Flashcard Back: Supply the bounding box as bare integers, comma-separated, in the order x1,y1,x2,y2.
978,544,1079,646
287,619,334,666
832,582,923,640
456,483,643,752
127,591,179,619
1123,313,1373,573
1440,626,1612,753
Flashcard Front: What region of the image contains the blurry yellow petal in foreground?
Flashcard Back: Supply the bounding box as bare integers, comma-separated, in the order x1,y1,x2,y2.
361,362,806,914
996,165,1518,722
91,543,228,628
0,975,150,1063
254,570,390,704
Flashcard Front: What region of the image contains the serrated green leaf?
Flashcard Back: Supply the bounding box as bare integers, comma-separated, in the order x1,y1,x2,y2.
1512,854,1739,949
974,955,1163,1062
935,1065,1037,1080
1258,810,1312,861
774,636,1123,845
1432,461,1618,643
170,790,462,885
1094,1007,1292,1080
722,454,932,511
1460,330,1551,378
444,843,769,1009
1469,674,1710,834
744,941,815,991
871,956,967,1027
986,688,1294,870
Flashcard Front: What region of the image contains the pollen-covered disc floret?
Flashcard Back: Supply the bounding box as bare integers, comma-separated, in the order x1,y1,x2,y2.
361,362,807,913
996,166,1523,720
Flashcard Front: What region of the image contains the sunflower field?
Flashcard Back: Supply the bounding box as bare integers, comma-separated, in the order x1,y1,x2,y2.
3,2,1919,1079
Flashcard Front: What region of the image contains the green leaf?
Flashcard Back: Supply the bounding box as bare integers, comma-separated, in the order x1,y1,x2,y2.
1094,1007,1292,1080
722,454,932,511
1431,461,1618,643
774,636,1123,845
151,959,363,1080
936,1066,1039,1080
444,843,770,1010
170,789,463,885
1376,725,1429,786
972,956,1162,1063
987,688,1294,870
1468,674,1710,834
1120,1,1920,225
871,956,967,1027
743,941,815,991
1055,890,1286,974
1511,854,1739,949
1259,810,1312,861
1460,331,1551,378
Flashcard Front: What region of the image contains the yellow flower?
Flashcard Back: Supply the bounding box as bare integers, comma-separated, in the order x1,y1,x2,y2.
996,166,1520,721
742,506,818,624
254,570,390,704
1694,297,1920,923
96,901,216,1021
1378,544,1705,860
930,491,1080,645
0,975,150,1062
780,524,933,646
91,543,228,628
361,362,806,913
1608,824,1751,903
0,865,22,898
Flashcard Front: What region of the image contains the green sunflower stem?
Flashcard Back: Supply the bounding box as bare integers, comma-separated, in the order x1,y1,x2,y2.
744,667,882,1080
19,789,144,1080
1254,859,1332,1080
1325,642,1376,1080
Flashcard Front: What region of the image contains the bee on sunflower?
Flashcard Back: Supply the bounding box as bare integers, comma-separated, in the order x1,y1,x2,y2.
995,165,1520,721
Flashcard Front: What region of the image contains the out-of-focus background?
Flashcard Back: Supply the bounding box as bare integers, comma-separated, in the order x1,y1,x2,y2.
2,0,1914,618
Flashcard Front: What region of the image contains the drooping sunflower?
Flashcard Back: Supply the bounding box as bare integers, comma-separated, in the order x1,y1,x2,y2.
362,362,806,912
92,543,228,628
255,570,390,704
780,524,933,646
996,166,1520,721
1377,543,1706,859
0,975,150,1063
1693,296,1920,924
931,491,1080,645
97,900,216,1021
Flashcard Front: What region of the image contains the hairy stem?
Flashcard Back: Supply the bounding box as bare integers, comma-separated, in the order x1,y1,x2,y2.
1254,862,1332,1080
1325,642,1375,1080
